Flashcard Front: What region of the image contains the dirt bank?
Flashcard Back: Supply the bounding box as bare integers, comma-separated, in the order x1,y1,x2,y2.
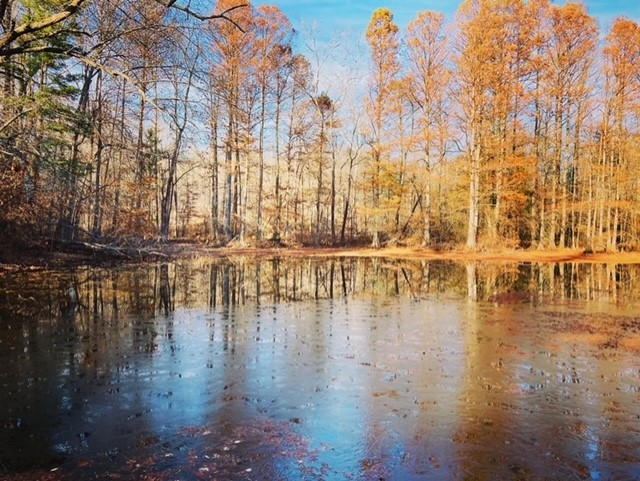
2,241,640,271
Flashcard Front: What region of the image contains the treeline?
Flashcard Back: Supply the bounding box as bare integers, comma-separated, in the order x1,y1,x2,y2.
1,0,639,251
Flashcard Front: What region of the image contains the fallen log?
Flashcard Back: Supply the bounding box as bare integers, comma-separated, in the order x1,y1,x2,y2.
51,239,169,260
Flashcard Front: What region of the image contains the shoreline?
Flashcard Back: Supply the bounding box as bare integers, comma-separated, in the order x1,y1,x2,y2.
2,242,640,271
211,246,640,264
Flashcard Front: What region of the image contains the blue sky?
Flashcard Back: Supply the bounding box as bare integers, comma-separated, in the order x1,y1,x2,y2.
247,1,640,99
252,0,640,33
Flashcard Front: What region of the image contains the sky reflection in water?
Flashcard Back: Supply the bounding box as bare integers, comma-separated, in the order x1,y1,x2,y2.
1,258,639,480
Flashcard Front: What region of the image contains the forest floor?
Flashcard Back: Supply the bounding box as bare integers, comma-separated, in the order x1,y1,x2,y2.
2,239,640,271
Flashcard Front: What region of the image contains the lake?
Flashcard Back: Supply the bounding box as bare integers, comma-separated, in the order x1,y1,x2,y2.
1,257,639,480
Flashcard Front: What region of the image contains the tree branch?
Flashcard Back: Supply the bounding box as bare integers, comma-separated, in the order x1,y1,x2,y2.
0,108,34,134
0,1,247,62
0,0,10,26
0,0,89,57
153,1,248,31
0,44,81,58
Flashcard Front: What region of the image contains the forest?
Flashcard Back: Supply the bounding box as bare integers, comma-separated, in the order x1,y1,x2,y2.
1,0,639,253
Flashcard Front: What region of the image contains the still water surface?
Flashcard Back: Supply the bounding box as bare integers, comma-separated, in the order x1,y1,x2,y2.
1,258,640,480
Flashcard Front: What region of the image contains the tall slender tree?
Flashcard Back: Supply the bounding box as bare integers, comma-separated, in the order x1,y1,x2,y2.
365,7,399,248
406,11,449,246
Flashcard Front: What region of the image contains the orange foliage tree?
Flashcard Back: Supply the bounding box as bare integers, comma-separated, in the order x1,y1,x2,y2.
365,7,400,247
406,11,450,246
599,18,640,251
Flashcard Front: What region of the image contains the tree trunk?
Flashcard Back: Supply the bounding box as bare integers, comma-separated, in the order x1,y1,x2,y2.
422,145,431,247
210,95,219,239
256,82,266,241
466,124,481,250
90,70,104,238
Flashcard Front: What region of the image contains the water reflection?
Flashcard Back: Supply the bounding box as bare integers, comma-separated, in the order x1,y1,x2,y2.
2,260,639,321
0,258,639,480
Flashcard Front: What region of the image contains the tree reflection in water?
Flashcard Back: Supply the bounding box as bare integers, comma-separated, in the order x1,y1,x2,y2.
0,258,639,480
